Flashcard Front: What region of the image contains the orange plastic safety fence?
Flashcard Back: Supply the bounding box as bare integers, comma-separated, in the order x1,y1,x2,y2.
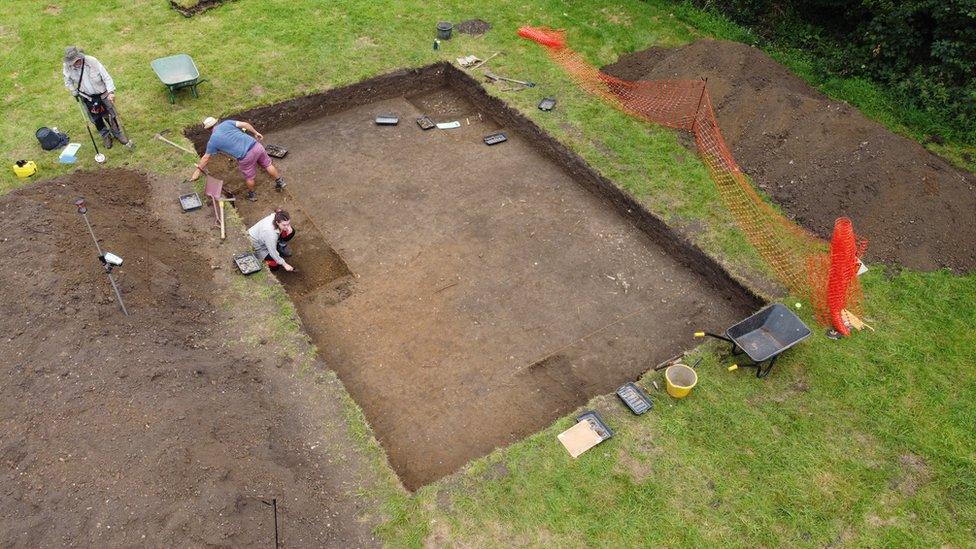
809,218,867,335
519,26,865,326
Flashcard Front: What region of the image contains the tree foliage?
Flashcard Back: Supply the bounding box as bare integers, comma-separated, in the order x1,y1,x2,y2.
693,0,976,138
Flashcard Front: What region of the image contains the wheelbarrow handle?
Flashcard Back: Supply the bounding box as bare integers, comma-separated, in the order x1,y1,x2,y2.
727,356,777,378
694,331,734,344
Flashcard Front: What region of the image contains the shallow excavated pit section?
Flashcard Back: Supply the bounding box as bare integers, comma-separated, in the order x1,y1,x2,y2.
187,63,762,490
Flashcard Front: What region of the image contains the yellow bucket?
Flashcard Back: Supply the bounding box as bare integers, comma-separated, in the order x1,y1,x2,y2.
665,364,698,399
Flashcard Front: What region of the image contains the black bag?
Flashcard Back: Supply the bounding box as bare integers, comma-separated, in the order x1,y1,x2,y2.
85,95,108,115
36,127,69,151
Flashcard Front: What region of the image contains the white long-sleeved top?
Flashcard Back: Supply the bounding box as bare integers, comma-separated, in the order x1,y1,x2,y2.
63,55,115,97
248,213,285,265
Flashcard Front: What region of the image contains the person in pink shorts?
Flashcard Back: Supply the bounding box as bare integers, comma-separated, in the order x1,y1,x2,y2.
190,116,285,202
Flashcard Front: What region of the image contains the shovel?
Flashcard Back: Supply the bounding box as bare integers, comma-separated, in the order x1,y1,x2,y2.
102,94,135,150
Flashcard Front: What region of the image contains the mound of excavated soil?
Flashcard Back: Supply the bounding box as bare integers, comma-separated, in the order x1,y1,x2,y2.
603,40,976,273
457,19,491,35
0,170,378,546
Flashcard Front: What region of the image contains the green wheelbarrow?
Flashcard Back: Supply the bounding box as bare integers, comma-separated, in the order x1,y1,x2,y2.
151,54,206,104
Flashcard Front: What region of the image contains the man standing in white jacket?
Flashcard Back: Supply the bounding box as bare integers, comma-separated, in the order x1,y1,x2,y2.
62,46,130,149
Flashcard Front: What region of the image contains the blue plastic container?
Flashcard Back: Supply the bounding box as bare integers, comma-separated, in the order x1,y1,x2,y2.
59,143,81,164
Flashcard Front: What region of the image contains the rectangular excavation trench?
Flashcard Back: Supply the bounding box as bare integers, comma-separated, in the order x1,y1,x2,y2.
187,64,762,490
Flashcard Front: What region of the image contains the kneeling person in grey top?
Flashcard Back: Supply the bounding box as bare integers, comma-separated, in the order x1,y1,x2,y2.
249,209,295,272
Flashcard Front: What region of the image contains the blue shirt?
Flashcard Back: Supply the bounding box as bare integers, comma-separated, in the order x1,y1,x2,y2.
205,120,256,159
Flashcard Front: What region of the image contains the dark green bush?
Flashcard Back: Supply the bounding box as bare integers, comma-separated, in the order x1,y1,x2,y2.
690,0,976,140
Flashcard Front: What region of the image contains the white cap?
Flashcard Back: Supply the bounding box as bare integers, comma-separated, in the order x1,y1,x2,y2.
202,116,218,129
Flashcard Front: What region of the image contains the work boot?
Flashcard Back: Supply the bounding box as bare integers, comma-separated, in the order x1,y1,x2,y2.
247,190,258,202
274,177,286,192
101,132,113,149
277,242,292,257
113,130,131,147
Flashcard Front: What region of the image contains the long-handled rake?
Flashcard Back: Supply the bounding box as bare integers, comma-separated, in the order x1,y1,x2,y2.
153,129,196,155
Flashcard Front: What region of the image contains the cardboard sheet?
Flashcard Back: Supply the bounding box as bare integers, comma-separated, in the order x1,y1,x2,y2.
557,420,603,458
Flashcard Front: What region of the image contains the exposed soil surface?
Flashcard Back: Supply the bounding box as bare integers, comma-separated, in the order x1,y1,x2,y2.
0,170,383,547
603,40,976,273
456,19,492,36
193,65,759,489
170,0,234,17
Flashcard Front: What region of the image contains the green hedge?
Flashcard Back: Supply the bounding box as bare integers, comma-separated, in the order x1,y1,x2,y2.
690,0,976,142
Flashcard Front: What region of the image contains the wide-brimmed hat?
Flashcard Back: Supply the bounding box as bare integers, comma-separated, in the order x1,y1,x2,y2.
202,116,218,129
63,46,84,65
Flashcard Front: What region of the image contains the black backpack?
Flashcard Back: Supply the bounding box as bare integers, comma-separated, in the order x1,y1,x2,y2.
36,127,69,151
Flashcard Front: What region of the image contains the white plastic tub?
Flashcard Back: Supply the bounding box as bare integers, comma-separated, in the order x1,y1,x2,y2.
59,143,81,164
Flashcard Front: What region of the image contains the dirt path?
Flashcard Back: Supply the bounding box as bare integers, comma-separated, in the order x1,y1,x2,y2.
0,170,389,547
199,74,757,490
603,39,976,273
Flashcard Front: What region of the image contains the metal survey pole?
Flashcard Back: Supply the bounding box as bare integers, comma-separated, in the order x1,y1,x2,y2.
74,198,129,316
262,498,280,548
690,77,708,133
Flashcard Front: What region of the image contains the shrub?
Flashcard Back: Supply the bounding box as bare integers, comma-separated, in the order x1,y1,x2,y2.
690,0,976,141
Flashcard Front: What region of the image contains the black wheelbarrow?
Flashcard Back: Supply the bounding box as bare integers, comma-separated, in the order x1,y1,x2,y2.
695,303,811,378
151,54,206,104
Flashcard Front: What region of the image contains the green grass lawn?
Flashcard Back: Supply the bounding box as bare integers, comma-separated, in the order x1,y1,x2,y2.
2,0,973,546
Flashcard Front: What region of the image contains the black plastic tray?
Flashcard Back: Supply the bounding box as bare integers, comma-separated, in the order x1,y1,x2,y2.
576,411,613,441
233,252,262,275
375,115,399,125
416,115,435,130
616,383,653,415
538,97,557,111
179,192,202,212
265,144,288,158
484,132,507,145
